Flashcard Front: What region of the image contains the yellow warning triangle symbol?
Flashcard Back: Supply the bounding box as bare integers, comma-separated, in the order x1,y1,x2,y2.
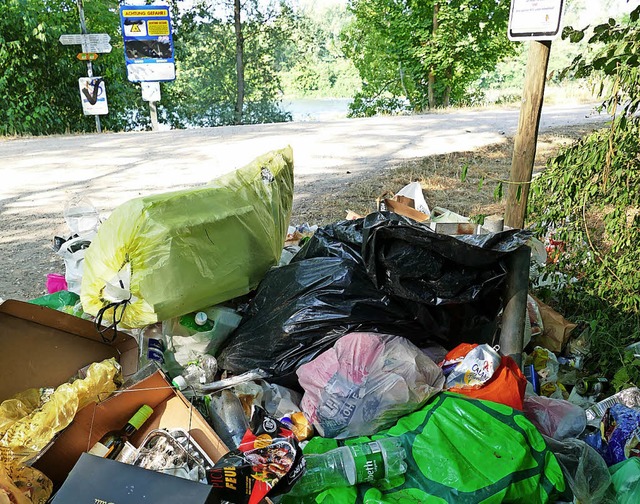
131,23,141,33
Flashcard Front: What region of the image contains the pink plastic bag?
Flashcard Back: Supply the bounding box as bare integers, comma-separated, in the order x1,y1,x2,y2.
523,394,586,440
46,273,68,294
297,332,444,439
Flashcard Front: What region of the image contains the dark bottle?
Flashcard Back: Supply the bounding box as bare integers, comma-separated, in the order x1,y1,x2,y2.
575,377,608,396
87,404,153,459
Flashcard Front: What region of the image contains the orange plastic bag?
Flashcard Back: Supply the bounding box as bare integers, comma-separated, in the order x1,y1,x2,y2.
450,356,527,410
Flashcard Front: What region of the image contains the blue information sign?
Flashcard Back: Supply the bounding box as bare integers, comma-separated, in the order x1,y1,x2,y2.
120,5,175,82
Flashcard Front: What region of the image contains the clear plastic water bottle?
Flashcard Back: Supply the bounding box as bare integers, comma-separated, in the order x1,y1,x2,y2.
172,354,218,391
288,437,407,496
139,323,166,368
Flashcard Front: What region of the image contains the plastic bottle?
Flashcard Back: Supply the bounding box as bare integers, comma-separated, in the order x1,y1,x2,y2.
139,323,166,368
179,311,214,332
172,354,218,391
205,389,249,450
287,437,407,496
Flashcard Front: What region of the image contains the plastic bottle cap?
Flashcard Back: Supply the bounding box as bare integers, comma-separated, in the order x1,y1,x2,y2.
194,312,208,326
172,375,188,390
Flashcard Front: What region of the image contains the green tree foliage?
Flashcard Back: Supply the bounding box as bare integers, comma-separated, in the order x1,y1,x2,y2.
0,0,147,135
277,3,359,98
341,0,514,116
162,0,291,127
529,6,640,387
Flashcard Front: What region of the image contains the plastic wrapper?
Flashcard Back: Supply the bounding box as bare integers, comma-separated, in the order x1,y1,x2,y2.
297,332,444,439
81,147,294,329
0,358,121,469
207,406,304,504
542,436,613,504
585,387,640,425
584,403,640,466
609,458,640,504
302,393,565,503
524,395,587,440
0,464,52,504
443,343,501,389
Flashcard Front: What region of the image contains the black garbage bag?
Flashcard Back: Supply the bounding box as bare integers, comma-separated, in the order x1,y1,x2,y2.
361,212,531,344
292,217,364,264
218,212,530,382
217,255,421,383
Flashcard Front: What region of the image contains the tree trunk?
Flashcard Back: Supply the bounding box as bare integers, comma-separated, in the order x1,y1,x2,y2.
443,68,452,107
427,3,439,109
234,0,244,125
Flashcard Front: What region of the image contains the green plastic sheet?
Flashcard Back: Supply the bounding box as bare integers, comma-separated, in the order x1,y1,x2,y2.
286,393,565,504
609,458,640,504
81,147,294,328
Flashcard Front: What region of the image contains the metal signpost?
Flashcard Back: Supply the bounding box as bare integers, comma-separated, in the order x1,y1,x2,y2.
120,5,176,131
59,0,113,133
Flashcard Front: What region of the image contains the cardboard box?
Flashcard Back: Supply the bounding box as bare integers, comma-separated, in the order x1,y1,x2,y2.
0,300,228,488
34,369,229,488
52,453,217,503
0,299,138,402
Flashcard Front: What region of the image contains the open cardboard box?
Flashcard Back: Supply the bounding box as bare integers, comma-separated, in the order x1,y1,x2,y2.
34,369,229,489
0,299,138,401
0,300,228,489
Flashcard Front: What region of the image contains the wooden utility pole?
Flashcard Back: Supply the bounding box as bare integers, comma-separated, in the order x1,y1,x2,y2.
504,40,551,228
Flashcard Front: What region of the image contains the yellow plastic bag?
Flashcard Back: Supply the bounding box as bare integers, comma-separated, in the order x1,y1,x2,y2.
0,358,121,469
81,147,294,328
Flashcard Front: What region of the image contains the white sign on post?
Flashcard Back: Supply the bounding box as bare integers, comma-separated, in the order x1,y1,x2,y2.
59,33,112,53
508,0,565,41
78,77,108,115
141,81,161,102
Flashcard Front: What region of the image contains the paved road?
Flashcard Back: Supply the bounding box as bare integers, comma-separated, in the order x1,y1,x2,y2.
0,103,607,300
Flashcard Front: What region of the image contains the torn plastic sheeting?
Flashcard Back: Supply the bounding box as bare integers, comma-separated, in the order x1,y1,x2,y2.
217,256,422,382
81,147,294,328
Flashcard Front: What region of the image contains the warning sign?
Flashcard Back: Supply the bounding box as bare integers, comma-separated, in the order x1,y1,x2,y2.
120,4,175,82
148,20,169,36
124,20,147,37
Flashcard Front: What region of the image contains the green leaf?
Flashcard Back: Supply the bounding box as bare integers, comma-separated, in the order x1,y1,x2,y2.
493,181,503,201
460,163,468,183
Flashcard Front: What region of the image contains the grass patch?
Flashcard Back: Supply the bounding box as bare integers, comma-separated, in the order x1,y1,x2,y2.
292,122,607,225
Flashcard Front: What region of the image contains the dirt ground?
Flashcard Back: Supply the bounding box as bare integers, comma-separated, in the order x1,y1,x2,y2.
0,104,608,301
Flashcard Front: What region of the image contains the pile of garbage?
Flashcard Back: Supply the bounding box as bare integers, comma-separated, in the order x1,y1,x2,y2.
1,146,639,504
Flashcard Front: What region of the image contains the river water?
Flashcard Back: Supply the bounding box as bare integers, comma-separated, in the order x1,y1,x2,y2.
281,97,352,122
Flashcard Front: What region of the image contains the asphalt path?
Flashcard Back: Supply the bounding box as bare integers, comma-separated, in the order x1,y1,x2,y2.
0,103,607,300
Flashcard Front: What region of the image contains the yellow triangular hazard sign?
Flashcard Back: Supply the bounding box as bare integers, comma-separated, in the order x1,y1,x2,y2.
131,23,141,33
